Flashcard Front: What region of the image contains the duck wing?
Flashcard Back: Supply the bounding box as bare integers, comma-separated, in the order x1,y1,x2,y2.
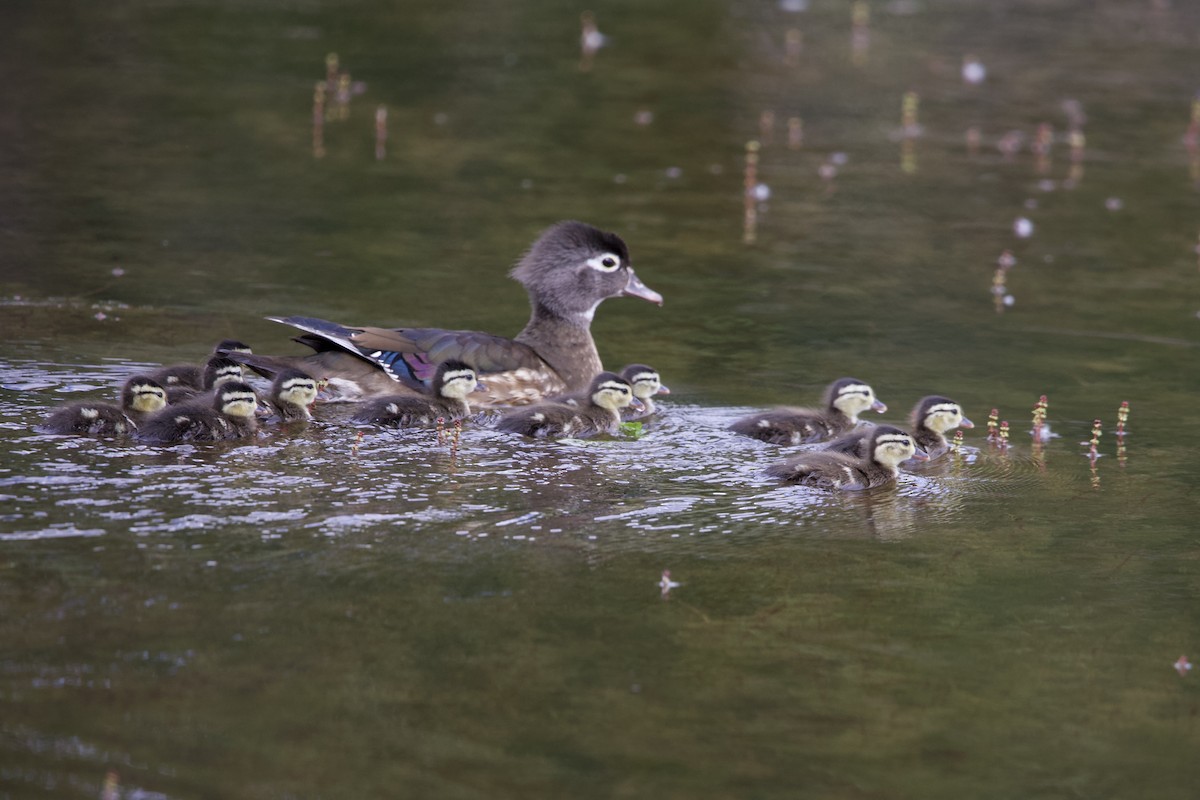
271,316,551,388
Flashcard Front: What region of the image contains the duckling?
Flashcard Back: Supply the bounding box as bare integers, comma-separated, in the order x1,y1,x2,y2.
264,369,321,423
548,363,670,418
825,395,974,462
242,221,663,405
351,360,485,427
496,372,639,438
37,375,168,436
730,377,887,445
620,364,670,419
147,340,252,392
907,395,974,458
766,425,927,490
134,380,259,444
161,355,248,404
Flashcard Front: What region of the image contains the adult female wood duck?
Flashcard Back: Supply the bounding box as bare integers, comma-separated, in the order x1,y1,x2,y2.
37,375,168,436
729,377,887,445
351,360,485,427
147,340,252,391
824,395,973,462
134,381,259,443
496,372,639,438
766,425,927,490
243,221,662,406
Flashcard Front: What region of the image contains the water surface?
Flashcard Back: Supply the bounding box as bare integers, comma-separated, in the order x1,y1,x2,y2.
3,1,1200,797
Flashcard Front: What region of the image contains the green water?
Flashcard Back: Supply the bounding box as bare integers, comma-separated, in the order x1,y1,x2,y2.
3,1,1200,797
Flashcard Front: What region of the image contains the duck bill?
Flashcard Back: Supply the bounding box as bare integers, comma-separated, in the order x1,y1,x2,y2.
871,399,888,413
622,269,663,305
474,382,490,394
629,397,646,412
959,416,975,428
657,384,671,395
910,447,930,462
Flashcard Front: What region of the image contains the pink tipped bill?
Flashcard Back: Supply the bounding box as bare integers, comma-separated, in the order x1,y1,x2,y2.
622,269,663,305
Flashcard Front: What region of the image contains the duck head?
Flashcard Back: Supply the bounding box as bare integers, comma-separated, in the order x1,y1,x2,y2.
510,221,663,324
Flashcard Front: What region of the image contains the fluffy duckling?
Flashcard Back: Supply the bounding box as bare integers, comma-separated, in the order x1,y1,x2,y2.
826,395,973,462
907,395,974,458
766,425,927,490
730,377,887,445
620,364,670,419
147,340,252,392
351,361,484,427
496,371,639,438
37,375,168,436
134,380,259,444
549,363,669,418
264,369,321,423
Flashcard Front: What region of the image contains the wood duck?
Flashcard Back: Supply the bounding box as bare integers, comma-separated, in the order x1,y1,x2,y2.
548,363,669,418
495,371,639,438
159,356,248,405
730,377,887,445
37,375,168,436
244,221,662,406
766,425,927,490
134,380,259,443
620,364,670,419
264,369,321,423
351,360,485,427
147,340,252,391
825,395,973,462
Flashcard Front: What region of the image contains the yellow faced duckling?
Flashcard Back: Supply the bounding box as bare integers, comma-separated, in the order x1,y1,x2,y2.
496,371,640,438
824,395,974,463
134,380,259,444
264,369,321,423
351,360,485,427
147,340,252,392
37,375,168,436
549,363,669,418
730,377,887,445
245,221,662,406
766,425,927,490
620,364,670,419
908,395,974,458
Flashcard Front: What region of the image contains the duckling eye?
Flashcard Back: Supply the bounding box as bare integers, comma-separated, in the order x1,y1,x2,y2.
587,253,622,273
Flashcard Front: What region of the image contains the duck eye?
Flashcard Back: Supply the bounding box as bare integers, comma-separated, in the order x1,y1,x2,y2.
587,254,622,272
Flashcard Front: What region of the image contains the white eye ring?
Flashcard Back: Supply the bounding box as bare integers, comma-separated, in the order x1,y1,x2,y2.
586,253,622,272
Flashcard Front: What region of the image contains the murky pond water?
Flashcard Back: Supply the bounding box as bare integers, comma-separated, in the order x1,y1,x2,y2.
4,1,1200,797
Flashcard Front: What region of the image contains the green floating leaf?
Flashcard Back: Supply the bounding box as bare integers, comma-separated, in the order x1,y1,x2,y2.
618,421,644,439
